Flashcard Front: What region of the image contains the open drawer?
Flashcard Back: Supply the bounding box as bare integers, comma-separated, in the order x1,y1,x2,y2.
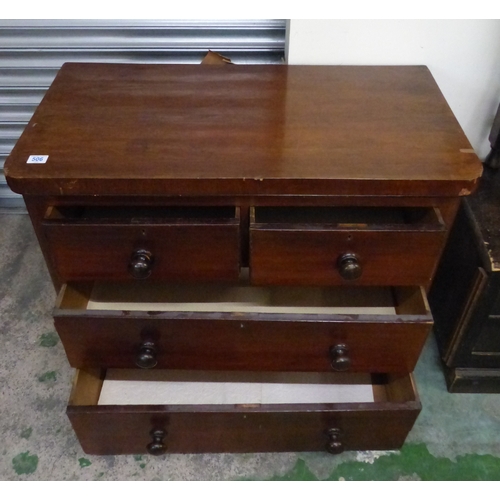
54,280,433,373
42,205,241,282
67,368,421,455
250,206,446,286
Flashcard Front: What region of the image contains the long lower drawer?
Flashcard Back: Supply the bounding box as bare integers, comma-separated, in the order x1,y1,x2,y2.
67,369,421,455
54,281,433,373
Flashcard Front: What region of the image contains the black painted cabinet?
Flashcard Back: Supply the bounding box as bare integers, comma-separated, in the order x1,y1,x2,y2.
429,167,500,392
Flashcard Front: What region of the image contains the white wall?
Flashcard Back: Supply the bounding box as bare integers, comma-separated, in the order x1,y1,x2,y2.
286,19,500,160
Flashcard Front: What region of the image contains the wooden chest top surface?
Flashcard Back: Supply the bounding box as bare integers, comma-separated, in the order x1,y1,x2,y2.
5,63,482,197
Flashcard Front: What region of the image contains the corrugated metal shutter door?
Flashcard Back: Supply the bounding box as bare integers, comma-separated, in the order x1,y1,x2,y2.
0,19,286,210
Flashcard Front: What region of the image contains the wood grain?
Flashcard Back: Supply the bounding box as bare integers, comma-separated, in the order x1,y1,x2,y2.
43,222,240,283
250,227,446,287
54,284,432,373
5,64,482,197
67,370,420,455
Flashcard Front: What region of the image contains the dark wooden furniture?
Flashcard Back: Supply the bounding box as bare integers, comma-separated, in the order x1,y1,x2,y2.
5,63,482,454
429,166,500,392
484,103,500,169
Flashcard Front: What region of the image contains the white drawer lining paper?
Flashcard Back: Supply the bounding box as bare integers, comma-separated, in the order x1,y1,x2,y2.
87,283,396,315
98,370,375,405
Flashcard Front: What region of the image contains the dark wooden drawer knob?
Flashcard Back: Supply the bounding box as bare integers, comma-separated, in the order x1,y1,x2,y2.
128,249,154,279
325,428,344,455
147,429,167,456
337,253,362,280
330,344,351,371
135,340,158,369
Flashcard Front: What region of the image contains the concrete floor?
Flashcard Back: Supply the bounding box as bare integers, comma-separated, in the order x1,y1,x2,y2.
2,213,500,480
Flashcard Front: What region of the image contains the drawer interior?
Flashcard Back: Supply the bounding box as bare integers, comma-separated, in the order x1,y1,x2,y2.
251,206,444,228
45,205,238,223
99,370,376,405
69,369,418,407
57,281,430,317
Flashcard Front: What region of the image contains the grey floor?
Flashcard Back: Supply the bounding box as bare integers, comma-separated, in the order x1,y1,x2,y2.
2,213,500,480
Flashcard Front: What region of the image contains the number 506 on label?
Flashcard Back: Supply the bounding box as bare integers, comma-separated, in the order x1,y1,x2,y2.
27,155,49,164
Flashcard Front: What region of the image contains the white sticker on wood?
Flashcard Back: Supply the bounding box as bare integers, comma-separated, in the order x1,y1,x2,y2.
27,155,49,164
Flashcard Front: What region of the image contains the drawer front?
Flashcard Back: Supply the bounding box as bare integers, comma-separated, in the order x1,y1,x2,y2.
250,206,446,286
54,283,432,373
43,215,240,282
56,316,430,374
67,370,421,455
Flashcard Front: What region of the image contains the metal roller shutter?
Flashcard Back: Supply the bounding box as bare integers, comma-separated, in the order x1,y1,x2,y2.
0,19,287,210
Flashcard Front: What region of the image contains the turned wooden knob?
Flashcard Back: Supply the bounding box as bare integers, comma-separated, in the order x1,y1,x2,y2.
135,340,158,369
147,429,167,456
330,344,351,371
128,249,154,279
325,428,344,455
337,253,362,280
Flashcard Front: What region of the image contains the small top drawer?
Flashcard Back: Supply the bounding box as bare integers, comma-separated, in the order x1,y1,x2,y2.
249,206,446,287
42,205,240,283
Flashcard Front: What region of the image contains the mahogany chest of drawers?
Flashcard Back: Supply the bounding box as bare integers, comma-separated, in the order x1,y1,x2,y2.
5,63,482,455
